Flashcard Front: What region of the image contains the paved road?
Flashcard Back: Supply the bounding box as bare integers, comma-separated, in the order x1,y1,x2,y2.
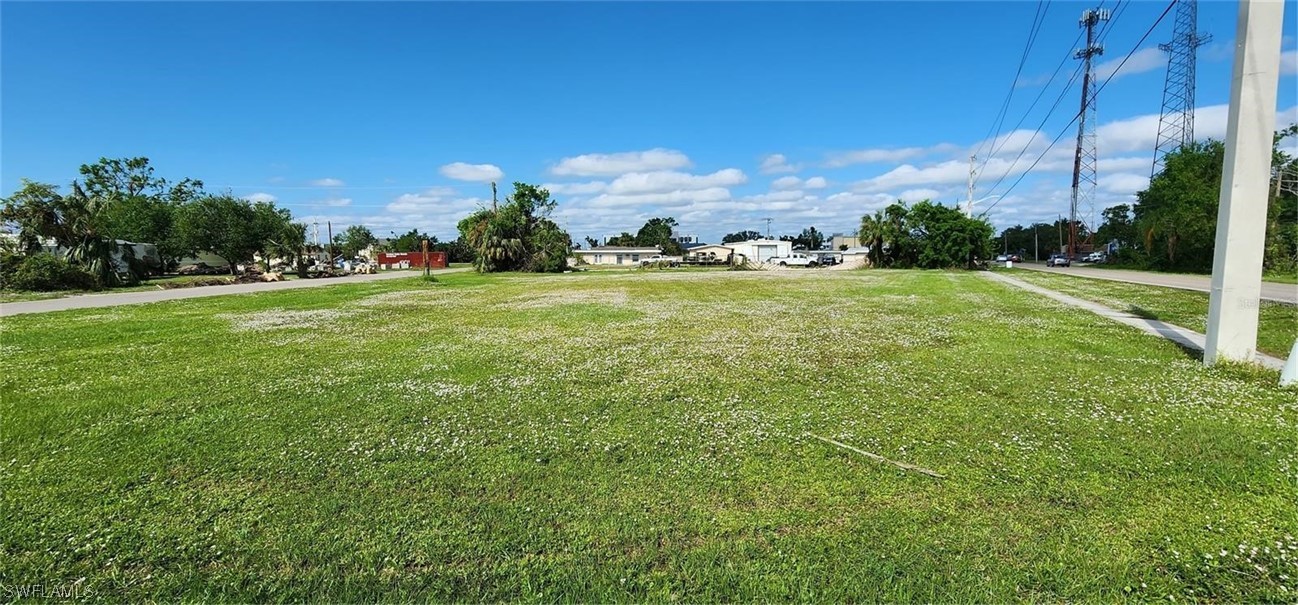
0,268,469,317
1015,264,1297,304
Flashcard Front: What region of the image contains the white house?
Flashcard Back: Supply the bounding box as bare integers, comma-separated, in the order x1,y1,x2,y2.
684,244,734,264
572,246,662,266
726,239,792,264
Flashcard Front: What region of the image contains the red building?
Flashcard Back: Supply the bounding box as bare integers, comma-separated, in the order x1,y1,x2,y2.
377,251,447,270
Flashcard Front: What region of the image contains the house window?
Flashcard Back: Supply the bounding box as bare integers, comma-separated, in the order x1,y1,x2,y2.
631,254,640,262
616,254,624,264
594,254,603,264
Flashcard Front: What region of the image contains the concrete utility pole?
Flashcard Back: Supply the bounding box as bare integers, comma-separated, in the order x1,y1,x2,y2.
764,217,773,239
1204,0,1285,366
966,154,976,217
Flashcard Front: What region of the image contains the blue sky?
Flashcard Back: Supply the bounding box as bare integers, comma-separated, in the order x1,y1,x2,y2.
3,1,1296,244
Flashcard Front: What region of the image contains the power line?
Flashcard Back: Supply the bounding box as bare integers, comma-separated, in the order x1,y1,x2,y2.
974,0,1129,188
980,0,1178,217
974,21,1088,186
972,1,1052,163
978,60,1087,196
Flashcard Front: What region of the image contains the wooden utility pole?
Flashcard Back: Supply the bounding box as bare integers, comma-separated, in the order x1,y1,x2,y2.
422,238,430,276
326,221,334,266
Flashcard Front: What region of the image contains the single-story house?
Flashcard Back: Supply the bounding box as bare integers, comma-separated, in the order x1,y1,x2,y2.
572,246,662,266
726,239,792,264
684,244,734,264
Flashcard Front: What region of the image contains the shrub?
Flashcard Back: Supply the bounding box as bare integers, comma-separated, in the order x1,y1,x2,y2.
6,253,101,292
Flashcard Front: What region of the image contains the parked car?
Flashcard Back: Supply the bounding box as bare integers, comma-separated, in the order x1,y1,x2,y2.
995,254,1009,262
1047,254,1071,267
639,255,681,267
1009,254,1023,262
768,253,818,267
1083,252,1106,263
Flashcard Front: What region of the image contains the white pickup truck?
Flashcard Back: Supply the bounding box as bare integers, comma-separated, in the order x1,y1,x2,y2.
768,253,819,267
639,255,682,267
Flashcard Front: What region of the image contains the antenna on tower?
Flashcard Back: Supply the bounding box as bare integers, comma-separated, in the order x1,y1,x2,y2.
1069,7,1109,261
1152,0,1212,176
763,217,773,239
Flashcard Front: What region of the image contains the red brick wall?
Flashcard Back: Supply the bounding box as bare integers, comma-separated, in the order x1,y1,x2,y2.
377,251,448,269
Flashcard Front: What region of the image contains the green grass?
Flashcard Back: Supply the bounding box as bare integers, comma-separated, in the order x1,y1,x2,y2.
2,270,1296,601
1078,262,1298,285
1002,268,1298,358
1263,270,1298,285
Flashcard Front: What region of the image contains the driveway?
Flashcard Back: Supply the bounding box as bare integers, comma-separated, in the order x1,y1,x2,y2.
1015,264,1297,304
0,268,469,317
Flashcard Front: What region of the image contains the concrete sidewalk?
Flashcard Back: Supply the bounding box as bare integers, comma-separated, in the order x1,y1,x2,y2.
1014,264,1297,304
984,271,1285,371
0,268,469,317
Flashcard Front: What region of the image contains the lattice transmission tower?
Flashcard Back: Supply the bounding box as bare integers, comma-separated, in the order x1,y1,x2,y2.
1069,8,1109,259
1151,0,1211,176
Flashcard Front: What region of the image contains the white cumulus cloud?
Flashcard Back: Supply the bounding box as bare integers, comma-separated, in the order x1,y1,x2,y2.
551,148,691,176
759,153,798,174
1095,47,1167,81
309,178,345,187
542,181,608,195
243,192,277,203
1281,49,1297,76
824,147,928,168
606,169,747,195
439,162,504,182
771,176,829,191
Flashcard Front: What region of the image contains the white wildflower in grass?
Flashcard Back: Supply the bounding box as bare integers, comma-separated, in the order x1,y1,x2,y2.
0,268,1293,601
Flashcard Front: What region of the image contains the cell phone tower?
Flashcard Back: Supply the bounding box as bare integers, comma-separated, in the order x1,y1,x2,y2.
1069,7,1109,260
1151,0,1211,176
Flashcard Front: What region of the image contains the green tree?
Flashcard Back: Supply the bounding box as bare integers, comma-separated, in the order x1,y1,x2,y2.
583,236,600,249
1095,204,1137,252
0,179,128,285
721,230,763,244
907,200,993,269
265,222,308,275
388,229,433,252
605,232,637,246
858,200,990,269
1134,141,1225,271
859,211,886,267
634,217,683,255
80,157,204,271
337,225,378,258
174,194,262,275
457,182,571,273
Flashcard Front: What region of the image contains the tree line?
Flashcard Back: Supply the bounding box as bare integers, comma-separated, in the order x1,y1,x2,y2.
1,157,307,287
997,125,1298,274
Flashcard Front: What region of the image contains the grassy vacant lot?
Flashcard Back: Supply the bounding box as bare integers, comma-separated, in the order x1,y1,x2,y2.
1004,268,1298,358
2,270,1295,601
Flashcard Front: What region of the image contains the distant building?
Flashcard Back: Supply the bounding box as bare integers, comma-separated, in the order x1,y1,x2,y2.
830,233,860,250
572,246,663,266
684,244,734,264
726,239,792,264
671,230,699,245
